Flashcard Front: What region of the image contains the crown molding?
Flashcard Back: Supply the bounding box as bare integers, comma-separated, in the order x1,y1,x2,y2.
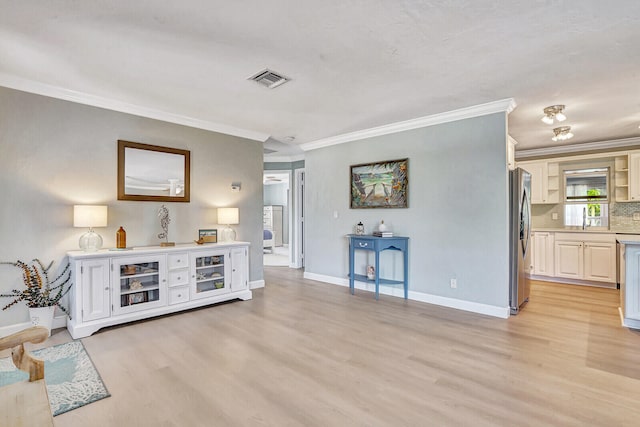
264,154,305,163
0,73,270,142
300,98,517,152
515,136,640,160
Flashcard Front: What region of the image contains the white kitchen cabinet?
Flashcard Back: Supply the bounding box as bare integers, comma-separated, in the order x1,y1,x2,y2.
532,232,554,276
67,242,252,338
77,259,110,322
507,136,517,170
518,161,559,204
583,242,617,283
554,233,616,285
628,152,640,201
614,155,630,202
554,241,583,280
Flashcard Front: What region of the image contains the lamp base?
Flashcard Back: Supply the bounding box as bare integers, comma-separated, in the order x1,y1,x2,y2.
221,226,236,242
79,229,103,252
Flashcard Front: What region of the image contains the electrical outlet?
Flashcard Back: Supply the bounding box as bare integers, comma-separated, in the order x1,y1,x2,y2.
633,212,640,221
450,278,457,289
552,212,558,220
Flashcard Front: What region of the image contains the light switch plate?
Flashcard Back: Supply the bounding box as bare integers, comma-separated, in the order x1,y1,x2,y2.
633,212,640,221
552,213,559,220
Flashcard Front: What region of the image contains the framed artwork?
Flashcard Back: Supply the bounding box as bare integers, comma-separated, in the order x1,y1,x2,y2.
198,229,218,243
350,158,408,209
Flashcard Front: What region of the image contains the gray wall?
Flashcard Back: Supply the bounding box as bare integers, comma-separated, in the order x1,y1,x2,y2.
304,113,509,308
0,87,264,327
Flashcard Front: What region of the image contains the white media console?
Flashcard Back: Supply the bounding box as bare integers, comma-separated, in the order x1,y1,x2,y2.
67,242,251,338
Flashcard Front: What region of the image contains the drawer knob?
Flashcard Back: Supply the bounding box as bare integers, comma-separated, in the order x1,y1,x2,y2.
104,287,109,291
177,294,182,298
359,242,367,247
177,276,181,280
177,259,181,263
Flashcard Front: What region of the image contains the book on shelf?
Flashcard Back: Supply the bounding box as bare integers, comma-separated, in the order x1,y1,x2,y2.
373,231,393,237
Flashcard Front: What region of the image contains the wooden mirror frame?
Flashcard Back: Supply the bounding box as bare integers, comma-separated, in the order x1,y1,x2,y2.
117,140,191,202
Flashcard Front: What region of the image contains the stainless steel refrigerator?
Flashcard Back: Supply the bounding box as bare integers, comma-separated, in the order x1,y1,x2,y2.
509,167,531,314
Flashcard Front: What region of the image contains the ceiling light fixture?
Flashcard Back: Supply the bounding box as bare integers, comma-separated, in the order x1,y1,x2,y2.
551,126,574,142
541,105,567,125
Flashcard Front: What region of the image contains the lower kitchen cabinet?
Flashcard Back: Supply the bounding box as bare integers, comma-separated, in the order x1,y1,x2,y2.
554,240,583,280
583,242,617,282
554,233,616,285
68,242,252,338
532,232,554,276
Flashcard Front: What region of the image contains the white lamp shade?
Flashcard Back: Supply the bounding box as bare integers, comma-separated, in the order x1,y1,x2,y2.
217,207,239,225
74,205,108,228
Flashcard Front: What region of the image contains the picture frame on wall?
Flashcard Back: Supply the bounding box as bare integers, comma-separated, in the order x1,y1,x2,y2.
198,229,218,243
350,158,408,209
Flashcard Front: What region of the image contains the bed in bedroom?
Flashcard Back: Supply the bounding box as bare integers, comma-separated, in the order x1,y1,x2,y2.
263,229,274,253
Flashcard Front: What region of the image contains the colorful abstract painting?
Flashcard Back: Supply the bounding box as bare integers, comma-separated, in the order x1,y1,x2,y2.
350,158,408,208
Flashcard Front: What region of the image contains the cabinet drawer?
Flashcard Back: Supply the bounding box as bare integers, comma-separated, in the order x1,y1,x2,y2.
352,238,374,249
168,269,189,286
168,253,189,270
168,286,189,305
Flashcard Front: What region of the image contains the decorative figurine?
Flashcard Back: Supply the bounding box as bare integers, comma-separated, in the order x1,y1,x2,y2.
367,265,376,280
129,280,143,290
355,222,365,235
157,205,175,246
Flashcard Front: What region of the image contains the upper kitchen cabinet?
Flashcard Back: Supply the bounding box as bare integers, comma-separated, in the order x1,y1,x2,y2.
518,160,559,204
507,136,517,170
628,152,640,202
614,155,630,202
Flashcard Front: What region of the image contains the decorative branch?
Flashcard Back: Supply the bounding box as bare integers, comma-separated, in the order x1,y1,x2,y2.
0,260,71,317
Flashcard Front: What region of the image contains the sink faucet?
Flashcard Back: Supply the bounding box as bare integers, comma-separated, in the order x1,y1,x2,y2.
582,207,588,230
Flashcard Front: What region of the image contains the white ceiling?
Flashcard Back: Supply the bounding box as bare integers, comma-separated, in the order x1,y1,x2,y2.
1,1,639,156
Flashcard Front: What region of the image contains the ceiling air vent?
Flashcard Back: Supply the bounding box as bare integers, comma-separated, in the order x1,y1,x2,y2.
249,69,290,89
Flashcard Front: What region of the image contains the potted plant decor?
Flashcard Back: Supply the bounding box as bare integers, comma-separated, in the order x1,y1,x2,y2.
0,259,71,336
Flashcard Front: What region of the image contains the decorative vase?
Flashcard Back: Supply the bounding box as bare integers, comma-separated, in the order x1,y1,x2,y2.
116,226,127,249
378,220,387,232
29,306,55,337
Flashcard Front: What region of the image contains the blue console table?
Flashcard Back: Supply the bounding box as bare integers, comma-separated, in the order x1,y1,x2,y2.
348,235,409,300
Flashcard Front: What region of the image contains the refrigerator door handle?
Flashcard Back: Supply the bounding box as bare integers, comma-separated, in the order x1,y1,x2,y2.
521,187,531,258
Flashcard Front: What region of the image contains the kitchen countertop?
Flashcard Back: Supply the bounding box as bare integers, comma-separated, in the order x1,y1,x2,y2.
532,228,626,234
533,227,640,239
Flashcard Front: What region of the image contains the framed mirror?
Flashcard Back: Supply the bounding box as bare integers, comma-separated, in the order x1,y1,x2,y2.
118,140,191,202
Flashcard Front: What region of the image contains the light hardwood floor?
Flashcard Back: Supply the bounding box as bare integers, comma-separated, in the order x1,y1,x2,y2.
18,270,640,426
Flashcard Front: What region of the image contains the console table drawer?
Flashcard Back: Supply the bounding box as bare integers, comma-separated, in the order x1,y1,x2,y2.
352,238,374,249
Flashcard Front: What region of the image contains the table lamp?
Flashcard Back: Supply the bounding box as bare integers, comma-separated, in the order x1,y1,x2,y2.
218,207,239,242
74,205,108,251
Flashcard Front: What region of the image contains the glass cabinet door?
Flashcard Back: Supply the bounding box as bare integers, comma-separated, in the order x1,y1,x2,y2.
112,255,167,315
190,251,230,299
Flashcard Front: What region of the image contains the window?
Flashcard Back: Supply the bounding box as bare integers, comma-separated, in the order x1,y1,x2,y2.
564,168,609,227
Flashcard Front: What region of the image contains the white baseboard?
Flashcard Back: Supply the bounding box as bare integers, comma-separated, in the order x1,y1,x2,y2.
250,279,265,289
619,306,640,329
303,272,510,319
0,315,68,338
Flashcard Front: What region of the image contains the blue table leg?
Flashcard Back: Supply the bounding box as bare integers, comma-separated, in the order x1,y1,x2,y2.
349,243,355,295
375,250,380,300
403,248,408,299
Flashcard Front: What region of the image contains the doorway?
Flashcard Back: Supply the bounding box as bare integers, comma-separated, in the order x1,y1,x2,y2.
263,171,291,266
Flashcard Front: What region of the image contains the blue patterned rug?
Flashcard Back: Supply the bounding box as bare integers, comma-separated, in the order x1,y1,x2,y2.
0,340,110,416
